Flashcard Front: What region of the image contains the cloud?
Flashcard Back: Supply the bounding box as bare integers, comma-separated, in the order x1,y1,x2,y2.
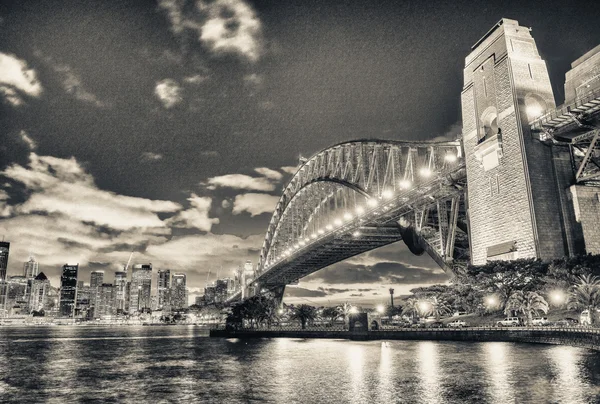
0,53,43,106
254,167,282,181
53,64,105,107
306,261,450,285
184,74,208,84
232,193,279,217
140,152,163,162
155,78,183,108
284,286,328,298
19,131,37,150
158,0,263,62
167,193,219,231
280,166,298,175
205,173,275,191
2,153,181,231
221,199,231,209
145,233,263,270
243,73,263,87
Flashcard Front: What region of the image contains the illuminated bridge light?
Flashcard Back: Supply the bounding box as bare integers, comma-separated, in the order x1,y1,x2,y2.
326,224,333,230
367,198,378,207
353,230,361,237
334,218,343,226
318,229,325,234
343,212,353,221
444,153,457,163
304,238,310,243
311,233,317,239
382,189,393,199
419,167,432,177
399,179,412,189
355,206,365,215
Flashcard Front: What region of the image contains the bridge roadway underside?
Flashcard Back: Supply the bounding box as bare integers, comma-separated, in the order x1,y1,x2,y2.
259,226,403,287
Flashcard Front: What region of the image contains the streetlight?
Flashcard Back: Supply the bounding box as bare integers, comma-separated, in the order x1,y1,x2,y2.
382,189,393,199
419,167,432,177
343,212,353,221
367,198,378,207
352,231,361,237
418,300,431,315
355,206,365,215
399,179,412,189
550,290,565,306
376,304,385,314
349,306,358,314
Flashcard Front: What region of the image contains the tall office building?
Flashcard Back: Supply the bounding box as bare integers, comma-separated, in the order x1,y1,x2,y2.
113,271,127,313
171,273,187,310
0,241,9,282
96,284,114,317
0,241,9,312
130,264,152,312
59,264,78,317
90,271,104,310
157,269,171,309
214,278,231,303
29,272,50,312
23,256,39,279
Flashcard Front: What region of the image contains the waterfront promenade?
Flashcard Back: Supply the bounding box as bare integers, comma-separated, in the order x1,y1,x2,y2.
210,326,600,351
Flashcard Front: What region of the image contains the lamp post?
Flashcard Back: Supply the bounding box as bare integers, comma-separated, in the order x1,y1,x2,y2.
389,288,395,308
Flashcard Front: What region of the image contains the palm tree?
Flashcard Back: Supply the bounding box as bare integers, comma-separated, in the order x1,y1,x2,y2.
428,296,452,321
290,304,317,329
504,291,549,325
339,302,353,325
321,306,341,326
568,274,600,325
402,298,420,323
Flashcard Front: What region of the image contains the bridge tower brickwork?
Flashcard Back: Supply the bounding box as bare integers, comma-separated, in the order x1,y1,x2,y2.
461,19,568,265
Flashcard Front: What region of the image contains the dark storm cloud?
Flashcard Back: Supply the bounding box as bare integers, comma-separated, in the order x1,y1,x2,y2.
284,287,327,298
307,262,450,285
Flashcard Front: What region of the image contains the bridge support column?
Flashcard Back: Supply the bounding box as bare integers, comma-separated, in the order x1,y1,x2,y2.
271,285,286,307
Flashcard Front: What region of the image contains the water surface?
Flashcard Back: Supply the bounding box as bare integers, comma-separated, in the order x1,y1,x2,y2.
1,326,599,403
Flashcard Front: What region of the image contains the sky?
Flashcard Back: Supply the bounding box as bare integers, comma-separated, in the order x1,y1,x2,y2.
1,0,599,306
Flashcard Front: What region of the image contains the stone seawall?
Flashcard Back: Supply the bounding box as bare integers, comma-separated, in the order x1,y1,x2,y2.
209,327,600,351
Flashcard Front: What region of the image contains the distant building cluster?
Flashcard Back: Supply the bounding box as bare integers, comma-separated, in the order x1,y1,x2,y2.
0,241,189,320
196,260,255,306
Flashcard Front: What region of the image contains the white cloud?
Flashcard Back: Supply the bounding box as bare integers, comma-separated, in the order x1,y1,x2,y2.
221,199,232,209
280,166,298,175
254,167,282,181
145,233,263,270
141,151,163,162
2,153,181,231
159,0,263,62
167,193,219,231
206,173,275,191
243,73,263,87
184,74,208,84
0,53,42,106
232,193,279,217
54,63,105,106
19,130,37,150
155,78,183,108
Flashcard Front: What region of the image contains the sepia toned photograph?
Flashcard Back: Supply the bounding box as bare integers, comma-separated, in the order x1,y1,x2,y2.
1,0,600,403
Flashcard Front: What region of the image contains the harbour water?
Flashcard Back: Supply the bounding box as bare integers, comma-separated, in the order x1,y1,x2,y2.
1,325,600,403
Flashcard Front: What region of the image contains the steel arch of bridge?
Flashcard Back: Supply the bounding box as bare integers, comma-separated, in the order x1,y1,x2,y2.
243,139,470,299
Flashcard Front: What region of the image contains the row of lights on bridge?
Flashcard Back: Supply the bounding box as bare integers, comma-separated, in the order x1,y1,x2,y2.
263,153,459,270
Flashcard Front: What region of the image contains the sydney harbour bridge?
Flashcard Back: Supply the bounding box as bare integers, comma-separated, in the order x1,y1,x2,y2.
227,19,600,304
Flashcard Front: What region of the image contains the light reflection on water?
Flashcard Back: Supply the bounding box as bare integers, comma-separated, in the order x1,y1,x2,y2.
1,326,600,403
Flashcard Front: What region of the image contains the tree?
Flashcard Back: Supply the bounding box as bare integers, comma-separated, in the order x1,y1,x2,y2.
504,291,549,325
321,306,341,325
384,304,402,318
402,298,420,322
427,296,452,321
339,302,353,324
290,304,317,329
568,274,600,325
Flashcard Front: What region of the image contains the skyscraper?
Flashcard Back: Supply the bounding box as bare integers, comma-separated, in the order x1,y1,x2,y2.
59,264,78,317
90,271,104,314
96,284,114,317
23,256,39,279
157,269,171,309
0,241,9,282
29,272,50,312
0,241,9,313
113,271,127,313
171,273,187,310
130,264,152,312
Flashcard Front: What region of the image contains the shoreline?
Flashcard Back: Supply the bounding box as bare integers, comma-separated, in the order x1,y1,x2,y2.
210,327,600,351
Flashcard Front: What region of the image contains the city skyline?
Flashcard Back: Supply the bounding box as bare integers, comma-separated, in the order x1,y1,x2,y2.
1,1,600,307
